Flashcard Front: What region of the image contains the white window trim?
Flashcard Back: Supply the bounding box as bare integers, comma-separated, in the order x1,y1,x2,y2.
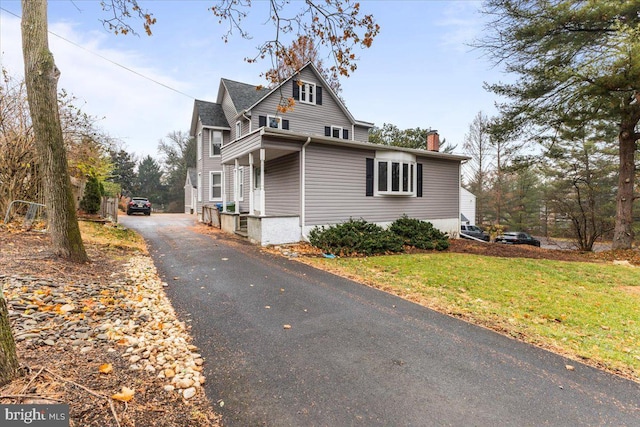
298,81,316,105
331,126,343,139
209,171,222,201
235,167,244,201
235,121,242,140
374,151,417,197
267,115,282,129
197,172,202,202
197,132,202,160
209,130,222,158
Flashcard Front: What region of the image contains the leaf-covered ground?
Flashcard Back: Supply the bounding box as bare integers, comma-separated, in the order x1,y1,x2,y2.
0,224,221,427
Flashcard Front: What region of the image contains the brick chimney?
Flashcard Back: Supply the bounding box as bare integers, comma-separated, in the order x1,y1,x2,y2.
426,130,440,152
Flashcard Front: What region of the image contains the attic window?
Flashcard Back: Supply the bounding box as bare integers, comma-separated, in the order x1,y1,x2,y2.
299,81,315,104
293,80,322,105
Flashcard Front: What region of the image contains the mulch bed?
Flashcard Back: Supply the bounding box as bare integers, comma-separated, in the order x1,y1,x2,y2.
0,225,221,427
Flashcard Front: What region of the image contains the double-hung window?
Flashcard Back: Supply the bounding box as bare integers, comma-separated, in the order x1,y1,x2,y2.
299,81,315,104
209,171,222,200
210,130,222,156
197,132,202,160
235,121,242,140
374,152,416,196
268,115,282,129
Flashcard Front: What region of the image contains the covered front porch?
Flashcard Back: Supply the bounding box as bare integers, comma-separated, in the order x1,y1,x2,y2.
219,128,309,245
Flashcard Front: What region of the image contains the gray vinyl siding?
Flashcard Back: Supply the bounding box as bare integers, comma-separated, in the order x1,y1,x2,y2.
354,124,370,142
252,68,352,138
202,128,226,203
222,90,238,138
264,153,300,216
304,144,460,225
222,131,263,164
223,164,251,212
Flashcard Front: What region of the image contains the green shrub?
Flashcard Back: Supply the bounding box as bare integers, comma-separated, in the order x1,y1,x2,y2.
389,215,450,251
309,218,404,256
80,176,103,214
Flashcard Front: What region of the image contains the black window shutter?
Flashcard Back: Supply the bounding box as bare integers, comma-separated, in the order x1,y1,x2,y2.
343,129,349,140
316,86,323,105
282,119,289,130
325,126,331,137
416,163,423,197
293,80,299,99
259,115,266,127
366,158,374,197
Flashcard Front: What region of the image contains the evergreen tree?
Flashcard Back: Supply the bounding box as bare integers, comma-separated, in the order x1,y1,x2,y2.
479,0,640,249
80,175,103,214
135,155,166,207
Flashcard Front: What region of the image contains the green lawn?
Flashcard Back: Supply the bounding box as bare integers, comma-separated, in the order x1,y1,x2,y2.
304,253,640,381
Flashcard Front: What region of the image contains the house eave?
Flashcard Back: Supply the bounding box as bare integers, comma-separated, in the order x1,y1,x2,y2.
260,128,470,161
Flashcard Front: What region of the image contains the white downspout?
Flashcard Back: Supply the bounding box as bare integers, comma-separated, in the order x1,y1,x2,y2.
300,137,312,241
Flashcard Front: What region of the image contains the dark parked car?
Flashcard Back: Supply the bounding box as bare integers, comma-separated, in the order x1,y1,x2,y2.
495,232,540,247
127,197,152,216
460,224,490,241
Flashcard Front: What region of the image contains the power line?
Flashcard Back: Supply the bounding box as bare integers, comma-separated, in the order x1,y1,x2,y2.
0,7,196,100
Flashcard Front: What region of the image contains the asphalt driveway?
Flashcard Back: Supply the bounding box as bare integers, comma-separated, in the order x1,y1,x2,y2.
120,213,639,426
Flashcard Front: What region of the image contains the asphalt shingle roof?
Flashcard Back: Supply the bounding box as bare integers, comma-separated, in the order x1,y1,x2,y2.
221,79,271,113
194,99,228,128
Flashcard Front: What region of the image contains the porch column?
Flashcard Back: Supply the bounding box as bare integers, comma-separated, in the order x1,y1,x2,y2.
234,159,240,214
221,164,227,213
248,152,254,214
259,149,266,217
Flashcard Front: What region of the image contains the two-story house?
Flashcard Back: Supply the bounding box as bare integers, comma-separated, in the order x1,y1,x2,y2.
186,62,468,246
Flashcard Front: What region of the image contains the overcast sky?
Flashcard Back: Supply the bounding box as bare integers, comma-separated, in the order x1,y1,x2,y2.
1,1,502,161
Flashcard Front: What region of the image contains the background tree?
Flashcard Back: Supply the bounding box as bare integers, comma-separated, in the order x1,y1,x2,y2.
542,121,618,251
462,111,492,225
479,0,640,249
0,68,40,217
108,149,137,197
157,130,195,212
264,35,343,96
500,156,542,232
135,155,166,207
369,123,456,153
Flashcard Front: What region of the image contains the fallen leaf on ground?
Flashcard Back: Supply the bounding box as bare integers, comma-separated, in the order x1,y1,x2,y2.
565,365,575,371
112,386,135,402
99,363,113,374
283,324,291,329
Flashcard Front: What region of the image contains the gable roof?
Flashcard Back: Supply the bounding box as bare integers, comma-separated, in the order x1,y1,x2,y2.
217,63,367,126
185,167,197,187
218,79,271,114
190,100,229,136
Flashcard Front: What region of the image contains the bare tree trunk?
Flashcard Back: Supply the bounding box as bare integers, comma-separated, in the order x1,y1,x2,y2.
21,0,88,262
0,293,19,386
612,122,638,250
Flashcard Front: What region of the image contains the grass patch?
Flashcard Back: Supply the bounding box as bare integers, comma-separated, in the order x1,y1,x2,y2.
79,221,147,254
304,253,640,381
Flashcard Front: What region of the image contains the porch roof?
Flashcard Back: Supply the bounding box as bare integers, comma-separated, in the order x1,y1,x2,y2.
221,127,470,166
